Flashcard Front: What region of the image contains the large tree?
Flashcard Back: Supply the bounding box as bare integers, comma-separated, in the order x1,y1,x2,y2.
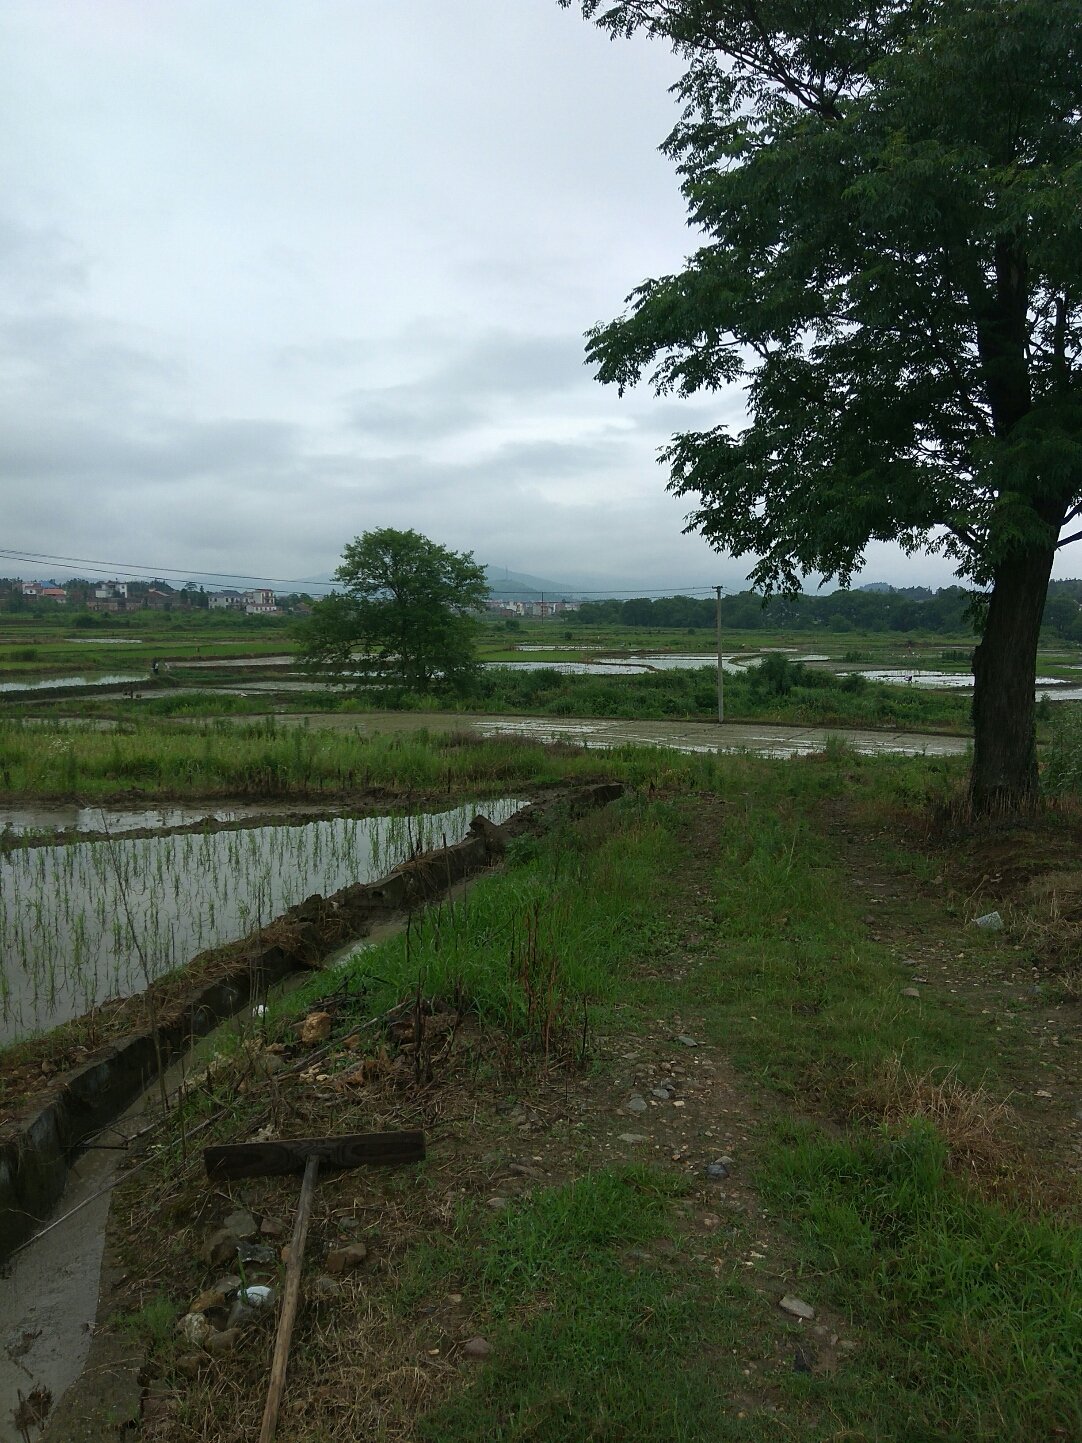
300,528,489,694
563,0,1082,812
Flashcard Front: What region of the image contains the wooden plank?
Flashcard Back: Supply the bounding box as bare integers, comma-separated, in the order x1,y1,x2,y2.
258,1152,319,1443
203,1129,425,1180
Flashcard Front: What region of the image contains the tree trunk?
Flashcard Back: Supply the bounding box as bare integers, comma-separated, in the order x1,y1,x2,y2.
969,544,1056,816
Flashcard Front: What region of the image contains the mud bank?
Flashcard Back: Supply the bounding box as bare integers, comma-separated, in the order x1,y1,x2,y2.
0,783,622,1263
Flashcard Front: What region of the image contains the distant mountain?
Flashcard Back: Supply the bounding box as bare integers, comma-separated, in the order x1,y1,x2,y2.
482,565,586,601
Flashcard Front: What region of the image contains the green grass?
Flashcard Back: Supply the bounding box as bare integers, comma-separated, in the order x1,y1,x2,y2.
278,794,679,1048
759,1120,1082,1441
402,1170,774,1443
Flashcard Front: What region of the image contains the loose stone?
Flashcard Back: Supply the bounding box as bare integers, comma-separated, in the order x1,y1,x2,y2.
325,1242,369,1274
463,1336,492,1359
779,1294,815,1320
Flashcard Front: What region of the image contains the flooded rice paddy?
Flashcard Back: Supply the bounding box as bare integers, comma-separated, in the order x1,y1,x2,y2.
0,798,523,1044
0,673,144,694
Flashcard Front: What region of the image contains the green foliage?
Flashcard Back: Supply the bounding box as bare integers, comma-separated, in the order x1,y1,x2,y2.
565,0,1082,805
299,527,489,695
566,0,1082,589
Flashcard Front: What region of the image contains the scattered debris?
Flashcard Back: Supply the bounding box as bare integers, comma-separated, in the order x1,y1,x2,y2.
972,911,1004,931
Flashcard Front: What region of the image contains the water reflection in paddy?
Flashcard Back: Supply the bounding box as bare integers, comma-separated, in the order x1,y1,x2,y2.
0,798,523,1043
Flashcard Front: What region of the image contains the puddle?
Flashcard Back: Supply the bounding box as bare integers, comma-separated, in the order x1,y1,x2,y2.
0,799,523,1044
66,638,144,645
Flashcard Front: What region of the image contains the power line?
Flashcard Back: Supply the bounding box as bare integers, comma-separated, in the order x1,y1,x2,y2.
0,546,736,600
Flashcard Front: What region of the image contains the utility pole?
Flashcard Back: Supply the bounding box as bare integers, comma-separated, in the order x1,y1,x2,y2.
715,585,724,723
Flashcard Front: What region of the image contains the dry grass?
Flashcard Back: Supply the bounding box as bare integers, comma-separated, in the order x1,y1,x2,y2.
845,1056,1027,1198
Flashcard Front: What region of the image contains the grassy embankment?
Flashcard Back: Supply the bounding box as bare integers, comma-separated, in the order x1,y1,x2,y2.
106,749,1080,1442
0,717,715,805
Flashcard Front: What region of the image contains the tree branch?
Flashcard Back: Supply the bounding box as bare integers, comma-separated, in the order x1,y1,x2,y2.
1056,528,1082,549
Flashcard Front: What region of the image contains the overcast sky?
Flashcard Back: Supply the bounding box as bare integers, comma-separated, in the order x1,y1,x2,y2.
3,1,1069,596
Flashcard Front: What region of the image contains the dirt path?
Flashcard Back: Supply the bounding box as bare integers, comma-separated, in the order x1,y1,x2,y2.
29,779,1080,1442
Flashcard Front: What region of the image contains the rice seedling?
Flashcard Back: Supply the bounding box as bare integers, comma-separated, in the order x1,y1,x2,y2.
0,798,522,1046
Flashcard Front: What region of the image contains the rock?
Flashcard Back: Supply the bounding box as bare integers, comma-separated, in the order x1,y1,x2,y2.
240,1284,276,1309
201,1229,239,1268
705,1161,730,1181
651,1086,674,1100
675,1035,699,1048
973,911,1004,931
626,1094,648,1114
205,1327,243,1357
901,987,922,999
176,1353,204,1379
223,1210,257,1240
309,1275,343,1302
446,1292,464,1305
779,1294,815,1320
176,1313,215,1348
700,1213,721,1229
209,1274,241,1298
300,1010,333,1044
235,1242,277,1265
463,1336,492,1359
227,1301,260,1330
260,1217,287,1239
256,1050,287,1076
189,1287,229,1315
325,1242,369,1275
839,1339,859,1352
618,1133,649,1144
226,1284,275,1329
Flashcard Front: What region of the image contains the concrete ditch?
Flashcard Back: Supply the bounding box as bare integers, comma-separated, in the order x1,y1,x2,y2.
0,782,622,1263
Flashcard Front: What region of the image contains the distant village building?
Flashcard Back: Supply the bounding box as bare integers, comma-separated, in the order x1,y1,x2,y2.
208,589,244,610
21,582,68,603
244,588,279,615
88,581,129,612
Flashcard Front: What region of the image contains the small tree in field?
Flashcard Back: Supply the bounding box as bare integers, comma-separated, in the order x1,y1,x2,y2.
300,528,489,694
563,0,1082,814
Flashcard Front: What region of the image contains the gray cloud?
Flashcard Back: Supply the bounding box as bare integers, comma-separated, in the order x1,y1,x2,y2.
0,1,1005,594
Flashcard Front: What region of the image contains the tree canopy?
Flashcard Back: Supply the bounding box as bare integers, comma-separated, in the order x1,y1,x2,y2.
564,0,1082,810
300,528,489,694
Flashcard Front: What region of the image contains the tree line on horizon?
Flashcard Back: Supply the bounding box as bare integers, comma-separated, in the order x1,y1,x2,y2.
572,580,1082,642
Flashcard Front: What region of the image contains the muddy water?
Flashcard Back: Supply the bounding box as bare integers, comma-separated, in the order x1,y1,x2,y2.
0,799,523,1044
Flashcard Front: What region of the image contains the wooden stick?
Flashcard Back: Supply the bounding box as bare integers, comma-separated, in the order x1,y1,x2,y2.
258,1151,319,1443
